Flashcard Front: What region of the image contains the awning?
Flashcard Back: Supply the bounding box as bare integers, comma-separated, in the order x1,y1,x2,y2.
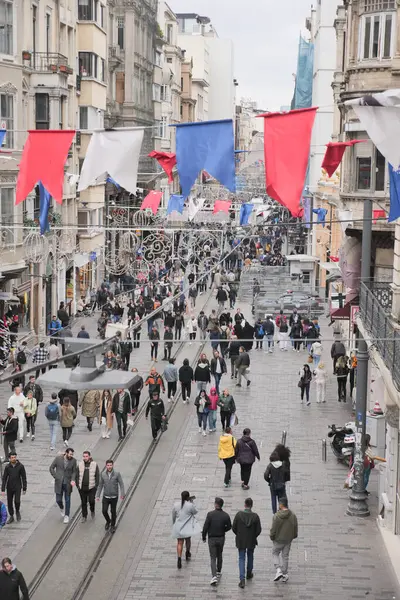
319,262,341,274
331,301,352,320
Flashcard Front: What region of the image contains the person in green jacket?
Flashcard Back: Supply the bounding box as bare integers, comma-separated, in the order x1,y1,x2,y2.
270,497,298,583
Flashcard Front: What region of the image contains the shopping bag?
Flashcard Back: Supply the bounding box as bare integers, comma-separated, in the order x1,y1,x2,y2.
230,413,239,427
344,466,354,489
161,416,169,432
127,418,134,427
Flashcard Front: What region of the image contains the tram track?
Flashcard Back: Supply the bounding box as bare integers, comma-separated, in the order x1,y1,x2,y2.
28,291,215,600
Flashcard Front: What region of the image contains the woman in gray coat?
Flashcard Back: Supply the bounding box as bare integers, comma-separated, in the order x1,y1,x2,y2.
172,490,201,569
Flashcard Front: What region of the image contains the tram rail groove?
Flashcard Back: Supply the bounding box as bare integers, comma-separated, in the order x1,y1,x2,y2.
28,292,215,599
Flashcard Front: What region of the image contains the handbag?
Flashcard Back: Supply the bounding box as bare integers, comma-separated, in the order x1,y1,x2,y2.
297,380,303,388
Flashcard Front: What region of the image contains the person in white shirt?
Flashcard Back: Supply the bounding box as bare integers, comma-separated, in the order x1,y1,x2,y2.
8,386,26,442
48,339,61,369
313,362,327,404
186,316,197,344
310,340,323,368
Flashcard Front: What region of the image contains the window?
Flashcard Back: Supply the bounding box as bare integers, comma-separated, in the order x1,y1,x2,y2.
79,106,88,129
375,148,386,191
166,23,173,44
302,271,311,284
356,157,372,190
35,93,49,129
363,0,395,11
154,51,162,67
161,116,168,139
46,13,51,55
360,12,395,60
166,57,172,63
160,84,169,101
94,0,98,21
32,5,37,59
0,187,14,244
100,4,104,27
153,83,160,102
78,0,93,20
101,58,105,82
79,52,99,78
117,16,124,49
0,0,13,55
59,96,64,129
0,93,14,147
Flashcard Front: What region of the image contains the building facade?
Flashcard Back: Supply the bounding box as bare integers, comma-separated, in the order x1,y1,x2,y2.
333,0,400,577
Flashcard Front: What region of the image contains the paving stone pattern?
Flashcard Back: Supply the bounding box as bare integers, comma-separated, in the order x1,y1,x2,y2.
116,311,399,600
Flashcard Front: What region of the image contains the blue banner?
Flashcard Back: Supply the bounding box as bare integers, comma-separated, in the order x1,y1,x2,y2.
389,164,400,222
239,203,253,226
38,181,51,235
166,194,185,215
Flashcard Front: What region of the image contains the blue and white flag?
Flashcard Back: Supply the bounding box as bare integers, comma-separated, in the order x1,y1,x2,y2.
388,164,400,222
239,203,253,226
38,181,51,235
166,194,185,215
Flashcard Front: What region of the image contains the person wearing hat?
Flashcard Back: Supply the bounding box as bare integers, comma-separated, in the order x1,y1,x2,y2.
202,497,232,586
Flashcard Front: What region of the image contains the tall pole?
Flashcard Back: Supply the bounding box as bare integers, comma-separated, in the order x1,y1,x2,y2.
347,198,372,517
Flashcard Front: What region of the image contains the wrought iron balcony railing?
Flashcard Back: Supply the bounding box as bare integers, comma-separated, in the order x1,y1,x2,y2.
360,281,400,388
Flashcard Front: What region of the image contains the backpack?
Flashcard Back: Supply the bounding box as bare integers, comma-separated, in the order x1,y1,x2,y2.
279,321,289,333
16,350,27,364
46,403,59,420
265,321,274,335
220,329,228,340
256,325,264,337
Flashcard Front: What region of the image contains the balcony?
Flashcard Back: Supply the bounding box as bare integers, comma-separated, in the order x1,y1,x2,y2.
108,45,123,68
360,281,400,388
30,52,72,73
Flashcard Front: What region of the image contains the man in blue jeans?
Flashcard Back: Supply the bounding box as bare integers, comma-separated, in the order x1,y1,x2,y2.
49,447,77,524
232,497,262,589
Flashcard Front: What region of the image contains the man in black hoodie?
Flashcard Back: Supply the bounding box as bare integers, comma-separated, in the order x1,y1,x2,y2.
1,452,27,523
228,335,241,379
178,358,194,403
202,497,232,587
145,392,165,440
232,497,262,588
0,557,29,600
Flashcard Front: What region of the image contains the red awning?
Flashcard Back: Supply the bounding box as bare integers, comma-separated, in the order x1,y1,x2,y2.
330,292,359,320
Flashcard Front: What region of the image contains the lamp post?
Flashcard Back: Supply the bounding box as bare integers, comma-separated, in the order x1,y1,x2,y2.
346,197,372,517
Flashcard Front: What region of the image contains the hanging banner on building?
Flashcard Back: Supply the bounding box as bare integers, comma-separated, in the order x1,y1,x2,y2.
148,151,177,182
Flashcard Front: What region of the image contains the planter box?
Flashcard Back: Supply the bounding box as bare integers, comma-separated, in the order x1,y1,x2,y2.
22,51,31,60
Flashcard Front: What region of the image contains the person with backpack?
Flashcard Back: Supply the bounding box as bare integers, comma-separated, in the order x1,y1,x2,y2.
46,393,61,450
276,311,289,351
290,319,303,352
194,354,211,393
254,319,264,350
16,343,28,368
219,322,230,357
216,286,228,309
331,339,346,374
264,450,288,514
0,498,7,529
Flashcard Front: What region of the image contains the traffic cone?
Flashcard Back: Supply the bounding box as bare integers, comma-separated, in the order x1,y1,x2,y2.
372,400,383,415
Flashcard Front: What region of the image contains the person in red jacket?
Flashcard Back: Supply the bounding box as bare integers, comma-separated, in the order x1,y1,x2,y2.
207,387,219,432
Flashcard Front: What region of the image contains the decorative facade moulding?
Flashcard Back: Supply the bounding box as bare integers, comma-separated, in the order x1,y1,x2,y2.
0,174,17,184
0,82,18,94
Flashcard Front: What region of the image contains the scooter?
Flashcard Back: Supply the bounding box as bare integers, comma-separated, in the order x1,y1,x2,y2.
328,422,355,464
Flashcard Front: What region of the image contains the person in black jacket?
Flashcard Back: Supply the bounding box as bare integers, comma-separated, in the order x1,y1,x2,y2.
232,497,262,588
202,497,232,586
210,351,227,396
145,391,166,440
194,354,211,393
0,557,29,600
264,451,288,514
1,452,27,523
120,336,133,370
150,326,160,361
129,368,143,414
179,358,194,403
111,389,132,440
235,347,251,388
163,327,174,361
1,408,18,457
228,335,241,379
235,428,260,490
23,375,43,406
274,444,291,482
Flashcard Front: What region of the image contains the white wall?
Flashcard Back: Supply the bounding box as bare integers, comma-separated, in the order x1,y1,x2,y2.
207,37,235,121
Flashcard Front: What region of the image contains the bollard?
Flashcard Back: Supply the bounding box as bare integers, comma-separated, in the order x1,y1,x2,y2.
281,430,287,446
322,439,327,462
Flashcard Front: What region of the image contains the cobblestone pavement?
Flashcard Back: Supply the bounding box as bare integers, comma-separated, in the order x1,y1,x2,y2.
112,310,399,600
0,293,211,559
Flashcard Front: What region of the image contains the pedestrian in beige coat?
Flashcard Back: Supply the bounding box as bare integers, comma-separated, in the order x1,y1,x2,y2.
60,398,76,446
79,390,100,432
99,390,114,438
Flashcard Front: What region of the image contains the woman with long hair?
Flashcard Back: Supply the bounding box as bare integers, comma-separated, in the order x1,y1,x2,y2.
274,443,291,482
298,364,312,406
99,389,113,438
218,426,237,487
172,491,201,569
59,397,76,446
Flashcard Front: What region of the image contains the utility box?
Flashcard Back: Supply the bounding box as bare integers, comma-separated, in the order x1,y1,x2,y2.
366,413,386,458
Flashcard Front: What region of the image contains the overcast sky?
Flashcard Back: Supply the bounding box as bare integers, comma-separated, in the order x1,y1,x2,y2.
169,0,312,111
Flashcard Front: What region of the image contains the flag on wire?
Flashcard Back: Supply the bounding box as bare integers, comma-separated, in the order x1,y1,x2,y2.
106,176,120,189
259,107,317,217
213,200,231,215
239,203,253,226
140,190,163,215
16,130,75,204
321,141,365,177
388,165,400,222
187,197,205,221
78,129,144,195
0,130,6,147
176,119,236,198
38,181,51,235
312,207,328,227
166,194,185,215
148,151,177,183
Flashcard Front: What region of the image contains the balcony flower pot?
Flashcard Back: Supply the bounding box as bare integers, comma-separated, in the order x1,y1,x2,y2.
59,64,68,73
22,51,31,60
66,66,73,75
48,64,57,72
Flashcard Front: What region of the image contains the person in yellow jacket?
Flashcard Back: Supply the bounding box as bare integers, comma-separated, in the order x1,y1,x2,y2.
24,390,37,441
218,426,237,488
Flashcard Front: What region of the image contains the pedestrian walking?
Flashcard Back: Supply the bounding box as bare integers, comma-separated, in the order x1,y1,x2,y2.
96,459,125,533
49,447,77,524
207,387,218,432
197,311,209,340
179,358,193,404
111,388,132,440
263,316,275,353
235,347,251,388
7,386,26,444
313,362,327,403
32,341,49,378
335,355,349,402
235,428,260,490
264,451,288,514
174,311,184,340
132,315,141,348
128,368,143,414
1,408,18,457
79,389,100,432
254,319,264,350
310,339,322,368
99,390,113,438
217,388,236,430
186,315,197,344
210,350,227,396
228,335,241,378
23,391,37,441
77,324,90,339
202,497,232,586
76,450,100,523
277,312,289,351
194,389,210,436
163,358,178,402
330,339,346,373
290,320,303,352
1,452,27,523
0,557,29,600
120,336,133,370
145,391,166,440
60,397,76,446
194,354,211,393
274,444,291,482
216,286,228,309
298,364,312,406
163,326,174,361
45,393,61,450
270,497,298,583
218,426,237,487
232,497,262,588
23,375,43,407
150,326,160,361
172,491,201,569
144,367,165,397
